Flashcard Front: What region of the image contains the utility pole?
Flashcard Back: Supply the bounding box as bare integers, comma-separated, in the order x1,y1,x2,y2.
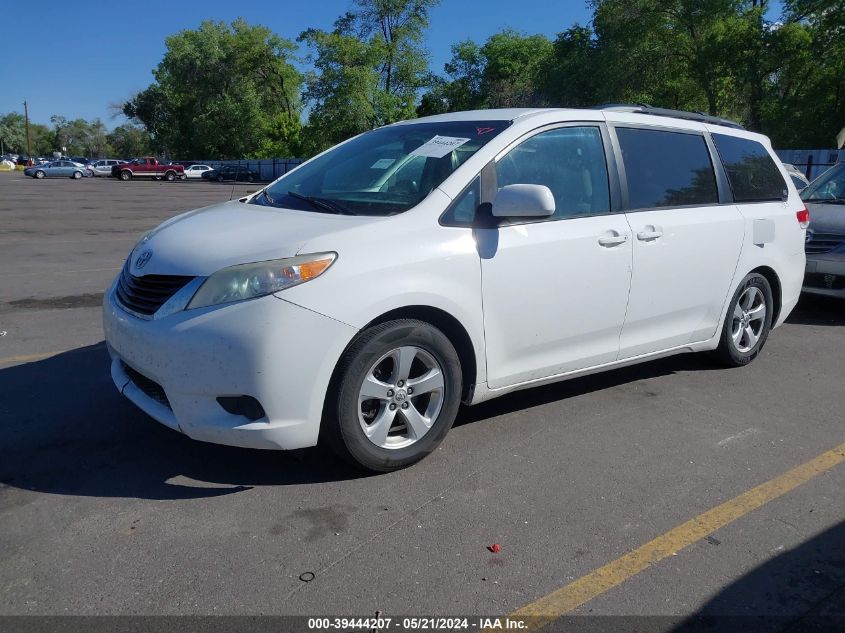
23,100,33,165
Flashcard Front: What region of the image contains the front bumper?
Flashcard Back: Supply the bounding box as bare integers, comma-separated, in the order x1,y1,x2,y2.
103,284,358,450
804,253,845,299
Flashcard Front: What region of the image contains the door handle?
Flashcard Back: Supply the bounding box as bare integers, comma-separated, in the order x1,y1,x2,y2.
598,233,629,247
636,226,664,241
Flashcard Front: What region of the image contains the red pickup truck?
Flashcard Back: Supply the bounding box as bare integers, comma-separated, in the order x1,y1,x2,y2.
111,157,185,181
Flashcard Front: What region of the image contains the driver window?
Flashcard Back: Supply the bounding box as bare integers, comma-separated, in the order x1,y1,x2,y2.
496,126,610,220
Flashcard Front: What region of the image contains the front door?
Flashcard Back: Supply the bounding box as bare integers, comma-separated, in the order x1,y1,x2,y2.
480,124,633,389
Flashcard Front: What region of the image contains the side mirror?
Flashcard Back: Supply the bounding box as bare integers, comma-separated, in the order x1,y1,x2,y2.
492,184,555,218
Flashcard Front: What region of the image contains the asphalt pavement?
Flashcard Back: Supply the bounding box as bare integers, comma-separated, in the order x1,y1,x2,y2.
1,172,843,631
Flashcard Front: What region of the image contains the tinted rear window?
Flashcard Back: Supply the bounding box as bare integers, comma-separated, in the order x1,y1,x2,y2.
617,128,718,209
712,133,786,202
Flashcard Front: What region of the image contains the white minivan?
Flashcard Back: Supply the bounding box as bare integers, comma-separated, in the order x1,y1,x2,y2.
103,106,808,471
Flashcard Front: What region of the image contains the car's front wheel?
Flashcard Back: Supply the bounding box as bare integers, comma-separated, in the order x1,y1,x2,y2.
119,170,132,181
34,170,45,179
324,319,462,472
715,272,773,366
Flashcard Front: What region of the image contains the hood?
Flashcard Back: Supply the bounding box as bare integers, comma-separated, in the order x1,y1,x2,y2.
805,202,845,235
128,200,382,277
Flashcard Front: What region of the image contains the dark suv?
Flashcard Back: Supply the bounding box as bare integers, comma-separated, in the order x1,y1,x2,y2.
202,165,259,183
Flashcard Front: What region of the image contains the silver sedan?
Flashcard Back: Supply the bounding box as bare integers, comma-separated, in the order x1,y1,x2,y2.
24,160,91,179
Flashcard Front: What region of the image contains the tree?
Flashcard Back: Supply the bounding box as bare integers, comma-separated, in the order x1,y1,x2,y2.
0,112,27,154
124,19,302,158
479,30,554,107
541,26,602,107
418,30,554,113
106,124,152,158
300,0,438,152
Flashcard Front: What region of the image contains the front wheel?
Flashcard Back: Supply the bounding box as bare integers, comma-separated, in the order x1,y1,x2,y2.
216,174,225,183
34,170,45,179
119,170,132,181
323,319,462,472
715,273,773,367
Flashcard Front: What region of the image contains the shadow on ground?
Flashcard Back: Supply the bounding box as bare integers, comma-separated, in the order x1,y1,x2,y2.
786,294,845,327
0,343,364,501
672,520,845,632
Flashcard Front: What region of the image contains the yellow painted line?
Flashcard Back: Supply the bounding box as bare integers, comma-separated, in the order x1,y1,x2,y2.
511,441,845,631
0,346,102,366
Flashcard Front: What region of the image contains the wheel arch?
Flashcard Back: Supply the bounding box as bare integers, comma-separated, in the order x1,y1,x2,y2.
365,306,478,403
749,265,782,326
324,305,479,415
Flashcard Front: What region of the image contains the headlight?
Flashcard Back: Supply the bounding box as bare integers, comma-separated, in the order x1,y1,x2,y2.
186,253,337,310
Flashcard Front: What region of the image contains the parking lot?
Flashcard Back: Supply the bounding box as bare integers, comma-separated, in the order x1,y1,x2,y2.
1,171,844,628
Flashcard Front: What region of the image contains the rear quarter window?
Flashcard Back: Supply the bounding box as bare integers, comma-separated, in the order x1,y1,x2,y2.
712,133,786,202
616,127,718,210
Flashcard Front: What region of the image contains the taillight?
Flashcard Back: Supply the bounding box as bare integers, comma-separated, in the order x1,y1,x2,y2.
796,208,810,229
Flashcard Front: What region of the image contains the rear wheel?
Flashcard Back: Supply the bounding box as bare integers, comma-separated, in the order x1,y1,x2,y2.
119,170,132,181
164,171,176,182
715,273,773,367
216,174,225,183
72,170,82,179
323,319,462,472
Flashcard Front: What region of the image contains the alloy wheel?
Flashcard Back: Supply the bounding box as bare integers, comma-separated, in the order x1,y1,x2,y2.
357,346,445,450
731,286,766,353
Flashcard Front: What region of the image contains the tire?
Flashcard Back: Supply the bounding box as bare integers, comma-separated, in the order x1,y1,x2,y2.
715,272,773,367
216,174,225,183
323,319,462,472
247,174,255,183
119,170,132,181
164,171,176,182
72,171,82,179
34,170,45,179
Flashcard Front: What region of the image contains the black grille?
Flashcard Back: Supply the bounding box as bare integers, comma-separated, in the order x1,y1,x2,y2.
122,361,171,408
805,232,845,254
115,264,194,317
805,273,845,290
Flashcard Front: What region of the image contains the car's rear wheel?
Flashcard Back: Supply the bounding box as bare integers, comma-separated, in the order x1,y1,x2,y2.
216,174,225,183
323,319,462,472
715,272,773,367
164,171,176,182
119,170,131,181
72,170,82,179
34,170,45,179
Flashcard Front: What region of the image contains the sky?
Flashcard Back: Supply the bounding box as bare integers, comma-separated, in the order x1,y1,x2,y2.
0,0,783,129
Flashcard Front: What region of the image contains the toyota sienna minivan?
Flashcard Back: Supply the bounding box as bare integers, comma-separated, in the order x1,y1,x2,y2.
103,106,807,471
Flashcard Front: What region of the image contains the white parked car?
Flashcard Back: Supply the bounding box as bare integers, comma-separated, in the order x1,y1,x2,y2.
103,106,807,471
86,159,124,177
184,164,213,179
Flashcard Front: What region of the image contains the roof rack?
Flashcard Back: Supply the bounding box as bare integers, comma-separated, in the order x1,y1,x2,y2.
593,103,745,130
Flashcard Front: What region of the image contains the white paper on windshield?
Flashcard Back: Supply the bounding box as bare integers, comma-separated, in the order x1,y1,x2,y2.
370,158,395,169
409,135,470,159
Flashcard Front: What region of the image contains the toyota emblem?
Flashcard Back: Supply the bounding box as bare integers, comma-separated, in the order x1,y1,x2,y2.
135,250,153,269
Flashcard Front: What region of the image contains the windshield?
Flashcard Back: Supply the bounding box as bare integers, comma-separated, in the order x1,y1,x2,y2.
254,120,511,216
802,163,845,202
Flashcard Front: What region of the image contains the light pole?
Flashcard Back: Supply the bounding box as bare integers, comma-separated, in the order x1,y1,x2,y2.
23,100,33,165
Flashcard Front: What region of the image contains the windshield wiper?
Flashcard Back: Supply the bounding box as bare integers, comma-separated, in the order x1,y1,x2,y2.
286,191,355,215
